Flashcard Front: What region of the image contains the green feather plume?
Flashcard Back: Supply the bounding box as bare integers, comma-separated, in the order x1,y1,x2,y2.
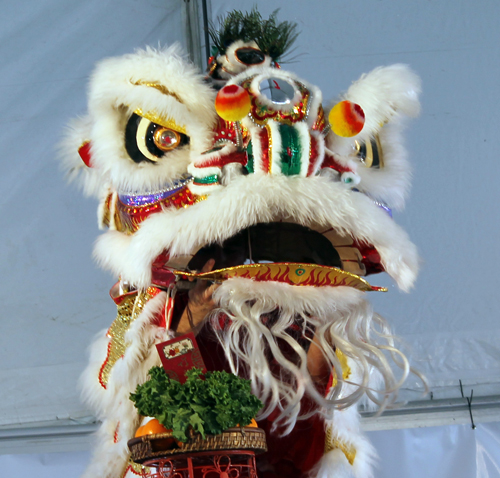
209,8,299,62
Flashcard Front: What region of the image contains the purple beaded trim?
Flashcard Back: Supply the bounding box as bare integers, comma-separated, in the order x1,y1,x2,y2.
119,178,192,206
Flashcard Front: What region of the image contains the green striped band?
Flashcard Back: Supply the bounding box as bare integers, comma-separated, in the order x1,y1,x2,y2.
278,124,302,176
245,140,254,174
193,174,219,185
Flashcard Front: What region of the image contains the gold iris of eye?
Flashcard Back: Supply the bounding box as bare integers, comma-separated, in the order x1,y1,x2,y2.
153,128,181,151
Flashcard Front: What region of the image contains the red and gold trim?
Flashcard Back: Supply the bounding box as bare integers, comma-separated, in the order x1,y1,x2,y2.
102,187,204,235
175,263,386,292
120,458,150,478
241,78,310,126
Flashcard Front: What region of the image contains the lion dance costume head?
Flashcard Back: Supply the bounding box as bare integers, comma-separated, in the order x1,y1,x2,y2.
61,9,425,478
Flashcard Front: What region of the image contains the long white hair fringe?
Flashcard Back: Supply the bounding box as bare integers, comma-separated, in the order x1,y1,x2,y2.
210,278,425,434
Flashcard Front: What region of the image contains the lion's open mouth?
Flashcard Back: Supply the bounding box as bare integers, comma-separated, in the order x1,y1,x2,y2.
169,222,386,292
187,222,342,271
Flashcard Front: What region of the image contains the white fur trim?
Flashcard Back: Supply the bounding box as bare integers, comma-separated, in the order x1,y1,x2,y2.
58,115,108,199
296,121,313,176
95,174,419,291
267,120,282,174
314,357,377,478
310,130,326,175
79,291,170,478
217,40,273,78
243,123,266,173
326,64,421,210
84,45,216,193
312,445,376,478
343,64,421,138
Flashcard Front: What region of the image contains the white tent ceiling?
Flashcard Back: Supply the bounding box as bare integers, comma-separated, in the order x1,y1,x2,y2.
0,0,499,451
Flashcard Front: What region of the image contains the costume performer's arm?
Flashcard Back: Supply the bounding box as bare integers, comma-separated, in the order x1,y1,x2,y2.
176,259,219,335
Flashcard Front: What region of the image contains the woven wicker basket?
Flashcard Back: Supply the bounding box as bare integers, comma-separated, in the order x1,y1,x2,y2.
128,427,267,463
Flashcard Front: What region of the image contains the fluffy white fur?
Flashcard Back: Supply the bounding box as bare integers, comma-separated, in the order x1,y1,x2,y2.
313,445,376,478
83,45,216,193
188,142,239,195
207,279,421,436
58,115,109,199
94,174,419,291
326,64,421,210
217,40,273,79
343,64,421,138
66,51,424,478
80,292,170,478
310,405,377,478
313,358,378,478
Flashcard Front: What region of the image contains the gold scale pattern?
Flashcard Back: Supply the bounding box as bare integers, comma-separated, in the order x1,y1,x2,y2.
99,288,157,389
324,350,357,465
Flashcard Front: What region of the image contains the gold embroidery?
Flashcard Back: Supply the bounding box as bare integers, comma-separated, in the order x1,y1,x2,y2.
98,288,157,388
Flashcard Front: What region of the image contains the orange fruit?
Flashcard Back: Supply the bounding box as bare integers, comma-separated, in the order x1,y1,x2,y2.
236,418,258,428
135,419,169,437
247,418,258,428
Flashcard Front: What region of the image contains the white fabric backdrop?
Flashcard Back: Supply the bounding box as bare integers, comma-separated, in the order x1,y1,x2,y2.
0,0,188,427
0,0,499,476
2,423,499,477
0,0,499,439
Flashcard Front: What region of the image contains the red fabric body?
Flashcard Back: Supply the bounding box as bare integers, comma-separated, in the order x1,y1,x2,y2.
168,296,326,477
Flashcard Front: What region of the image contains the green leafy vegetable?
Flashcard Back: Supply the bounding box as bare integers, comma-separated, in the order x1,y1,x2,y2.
130,367,262,443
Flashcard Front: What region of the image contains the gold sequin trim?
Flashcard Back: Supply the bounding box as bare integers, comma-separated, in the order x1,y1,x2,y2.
98,288,157,389
134,108,187,135
265,123,273,173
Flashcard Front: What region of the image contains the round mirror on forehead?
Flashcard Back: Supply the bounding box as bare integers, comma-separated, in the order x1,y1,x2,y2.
258,77,296,105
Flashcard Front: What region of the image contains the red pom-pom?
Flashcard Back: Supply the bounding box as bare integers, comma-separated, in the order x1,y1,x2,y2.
215,84,251,122
328,101,365,137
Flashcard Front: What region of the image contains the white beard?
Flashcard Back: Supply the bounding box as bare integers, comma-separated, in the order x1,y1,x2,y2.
210,278,420,435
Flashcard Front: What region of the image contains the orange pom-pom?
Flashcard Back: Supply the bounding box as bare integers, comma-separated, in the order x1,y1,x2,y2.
215,84,251,122
328,100,365,137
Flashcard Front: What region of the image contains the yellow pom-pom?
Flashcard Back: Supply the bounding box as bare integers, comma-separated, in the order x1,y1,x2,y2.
328,100,365,137
215,84,251,122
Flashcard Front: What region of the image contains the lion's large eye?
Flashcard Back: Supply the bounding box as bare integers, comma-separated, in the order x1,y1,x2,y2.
124,113,189,164
354,135,384,169
153,127,181,151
